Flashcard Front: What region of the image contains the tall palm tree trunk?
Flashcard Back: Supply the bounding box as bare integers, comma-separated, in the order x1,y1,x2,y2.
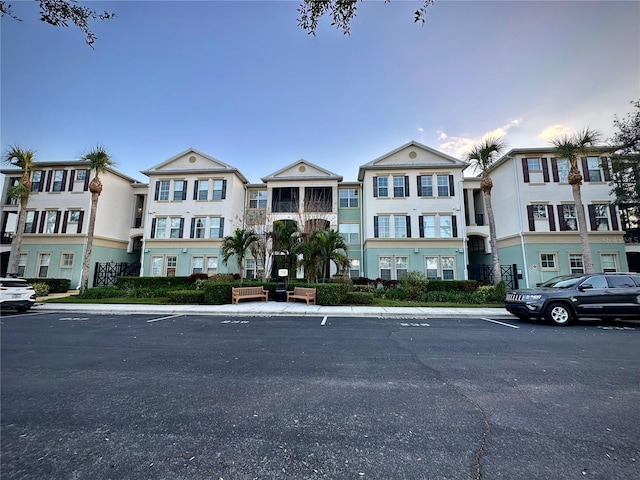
571,183,594,273
9,198,28,275
81,192,99,292
483,190,502,284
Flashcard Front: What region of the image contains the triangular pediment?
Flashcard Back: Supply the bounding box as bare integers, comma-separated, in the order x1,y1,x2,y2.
261,159,342,182
142,148,238,175
358,141,466,180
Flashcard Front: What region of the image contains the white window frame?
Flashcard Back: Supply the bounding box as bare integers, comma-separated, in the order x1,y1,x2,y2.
166,255,178,277
422,215,436,238
532,204,547,219
540,253,557,271
419,175,433,197
17,252,28,277
569,254,585,274
348,259,360,279
563,205,578,231
437,175,450,197
173,180,185,201
191,256,205,274
394,216,407,238
212,180,224,200
379,256,392,280
440,215,453,238
169,217,182,239
393,176,406,197
52,170,65,192
206,255,219,275
155,217,167,239
557,158,570,183
209,217,223,239
45,211,57,234
24,211,35,233
37,252,51,278
31,171,43,192
441,256,455,280
425,256,456,280
395,256,408,279
586,157,603,182
75,169,87,181
600,253,618,273
593,204,610,231
158,180,170,201
339,223,359,244
377,215,390,238
198,179,209,201
249,190,267,209
339,188,358,208
527,158,542,171
377,177,389,197
59,252,75,279
151,256,164,277
194,217,206,238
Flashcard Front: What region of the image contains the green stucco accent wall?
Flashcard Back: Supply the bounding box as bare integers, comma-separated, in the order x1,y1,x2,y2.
363,246,465,280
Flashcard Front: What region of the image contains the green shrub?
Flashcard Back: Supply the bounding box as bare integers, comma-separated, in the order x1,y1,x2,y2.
26,278,71,293
31,282,50,297
328,276,354,300
352,284,376,294
202,282,235,305
342,291,374,304
79,286,125,299
426,280,479,293
167,290,205,304
384,287,407,300
208,273,239,283
116,276,190,289
399,271,429,300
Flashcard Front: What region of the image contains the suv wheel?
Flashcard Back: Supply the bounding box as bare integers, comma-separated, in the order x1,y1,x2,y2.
545,302,573,326
16,306,31,312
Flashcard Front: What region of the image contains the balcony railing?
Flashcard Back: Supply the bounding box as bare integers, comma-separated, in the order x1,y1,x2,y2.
1,232,13,244
272,201,299,213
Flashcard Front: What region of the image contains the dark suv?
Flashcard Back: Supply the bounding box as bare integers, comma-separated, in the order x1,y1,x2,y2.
505,273,640,325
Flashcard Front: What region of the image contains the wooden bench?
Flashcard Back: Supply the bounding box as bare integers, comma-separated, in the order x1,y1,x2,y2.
286,286,317,305
232,286,268,304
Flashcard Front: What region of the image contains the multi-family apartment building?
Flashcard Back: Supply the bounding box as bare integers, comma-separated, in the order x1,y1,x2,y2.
0,161,143,286
1,142,633,289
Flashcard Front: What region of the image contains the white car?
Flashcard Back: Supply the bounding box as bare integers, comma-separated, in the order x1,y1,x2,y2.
0,277,37,312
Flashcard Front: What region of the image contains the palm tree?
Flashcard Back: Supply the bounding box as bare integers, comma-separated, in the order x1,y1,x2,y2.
79,145,115,293
551,128,602,274
302,229,350,283
3,146,36,277
467,136,507,284
222,228,259,282
272,220,303,279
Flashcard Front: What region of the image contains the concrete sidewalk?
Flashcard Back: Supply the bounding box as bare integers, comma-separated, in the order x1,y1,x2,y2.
33,300,515,318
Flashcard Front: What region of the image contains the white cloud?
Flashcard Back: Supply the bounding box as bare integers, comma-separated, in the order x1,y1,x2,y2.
539,124,571,140
436,118,523,159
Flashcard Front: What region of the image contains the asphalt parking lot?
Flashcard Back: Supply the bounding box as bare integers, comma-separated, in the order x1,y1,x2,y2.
1,312,639,480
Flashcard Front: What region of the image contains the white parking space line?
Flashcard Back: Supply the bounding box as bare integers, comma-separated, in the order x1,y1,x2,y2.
480,318,519,329
321,316,328,326
146,314,184,323
1,311,50,318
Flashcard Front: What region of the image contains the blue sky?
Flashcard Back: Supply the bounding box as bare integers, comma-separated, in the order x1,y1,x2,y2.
2,1,639,183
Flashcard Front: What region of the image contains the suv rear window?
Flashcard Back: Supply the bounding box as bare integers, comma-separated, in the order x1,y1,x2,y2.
0,280,29,288
608,275,636,288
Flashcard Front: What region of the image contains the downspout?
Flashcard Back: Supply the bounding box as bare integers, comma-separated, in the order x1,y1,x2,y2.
513,157,530,287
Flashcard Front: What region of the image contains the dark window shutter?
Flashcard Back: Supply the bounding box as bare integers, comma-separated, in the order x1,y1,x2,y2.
416,176,422,197
551,158,559,182
154,181,160,201
190,218,196,238
581,157,590,182
179,218,185,237
150,218,156,238
31,211,39,233
601,157,611,182
182,181,188,200
557,205,567,231
452,215,458,238
45,171,53,192
588,205,597,231
77,211,84,233
60,171,68,191
38,212,46,233
609,204,619,230
62,211,69,233
373,177,378,197
193,180,199,200
541,158,549,182
218,218,225,238
37,171,45,192
527,205,536,231
53,211,61,233
373,216,379,238
547,205,556,231
404,176,410,197
406,216,411,238
522,158,530,183
448,175,455,196
419,216,424,238
68,170,75,191
221,180,227,200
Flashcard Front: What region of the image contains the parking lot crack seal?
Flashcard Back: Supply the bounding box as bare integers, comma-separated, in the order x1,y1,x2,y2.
389,331,491,480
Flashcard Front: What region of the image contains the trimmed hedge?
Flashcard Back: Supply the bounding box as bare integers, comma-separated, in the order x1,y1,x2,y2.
116,276,191,289
342,291,374,305
167,290,205,304
26,278,71,293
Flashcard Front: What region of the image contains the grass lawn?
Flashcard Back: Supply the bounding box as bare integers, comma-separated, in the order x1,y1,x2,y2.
43,295,503,308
